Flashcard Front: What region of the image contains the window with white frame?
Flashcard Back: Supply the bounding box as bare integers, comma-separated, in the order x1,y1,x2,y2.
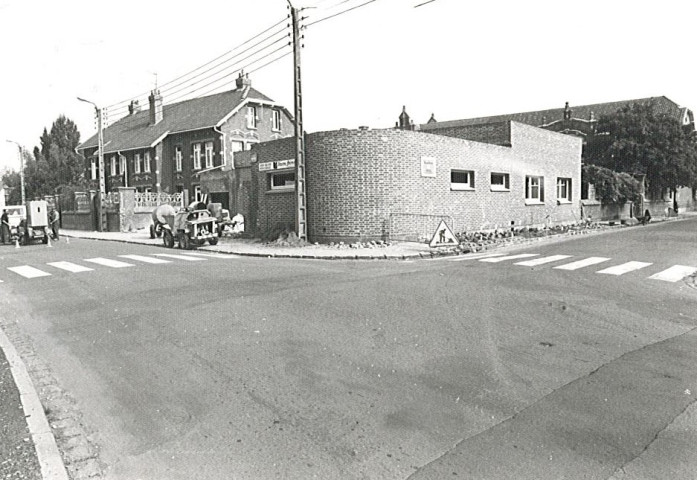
272,110,282,131
175,146,182,172
134,153,141,173
204,141,214,168
490,172,510,191
270,171,295,191
230,140,244,153
193,143,202,169
450,169,475,190
119,155,125,175
245,142,255,151
246,106,257,129
144,151,151,173
525,175,545,203
110,155,117,176
91,159,96,180
556,177,572,202
193,185,202,202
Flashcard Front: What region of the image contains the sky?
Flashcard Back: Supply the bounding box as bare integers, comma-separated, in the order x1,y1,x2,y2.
1,0,695,172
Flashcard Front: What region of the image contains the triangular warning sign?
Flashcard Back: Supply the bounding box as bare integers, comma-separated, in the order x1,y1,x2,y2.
429,220,458,248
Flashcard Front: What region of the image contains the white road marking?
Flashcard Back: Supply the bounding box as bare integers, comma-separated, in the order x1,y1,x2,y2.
515,255,572,266
154,253,207,261
119,255,172,264
597,261,653,276
47,261,94,273
554,257,611,271
649,265,697,282
479,253,539,263
447,253,506,262
8,266,51,278
84,257,134,268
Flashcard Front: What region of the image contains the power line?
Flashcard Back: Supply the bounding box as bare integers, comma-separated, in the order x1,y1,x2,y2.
87,43,293,137
304,0,377,29
107,29,291,117
104,16,289,110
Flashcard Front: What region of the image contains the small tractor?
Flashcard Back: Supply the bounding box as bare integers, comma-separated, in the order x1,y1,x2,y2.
161,201,219,249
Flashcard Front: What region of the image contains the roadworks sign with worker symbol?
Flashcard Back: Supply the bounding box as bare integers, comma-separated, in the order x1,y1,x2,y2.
429,220,458,248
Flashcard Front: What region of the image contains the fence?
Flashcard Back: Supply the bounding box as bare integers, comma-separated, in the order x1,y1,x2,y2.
389,213,454,242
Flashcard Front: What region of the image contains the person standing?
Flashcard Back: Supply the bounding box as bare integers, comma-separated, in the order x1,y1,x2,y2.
49,208,60,241
1,209,9,244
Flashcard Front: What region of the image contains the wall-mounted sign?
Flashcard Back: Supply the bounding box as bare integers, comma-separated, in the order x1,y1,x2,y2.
259,159,295,171
421,156,436,177
276,159,295,169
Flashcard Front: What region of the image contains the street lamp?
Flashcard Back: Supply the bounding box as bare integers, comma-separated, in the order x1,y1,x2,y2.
77,97,106,232
5,139,25,205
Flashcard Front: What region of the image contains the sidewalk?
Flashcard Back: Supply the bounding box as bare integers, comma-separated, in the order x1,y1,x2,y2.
60,229,447,259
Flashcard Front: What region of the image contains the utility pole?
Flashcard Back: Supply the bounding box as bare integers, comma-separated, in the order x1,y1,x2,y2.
77,97,107,232
5,140,25,205
289,1,307,240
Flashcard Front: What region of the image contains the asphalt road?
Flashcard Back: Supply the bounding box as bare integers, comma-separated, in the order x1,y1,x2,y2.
1,218,696,479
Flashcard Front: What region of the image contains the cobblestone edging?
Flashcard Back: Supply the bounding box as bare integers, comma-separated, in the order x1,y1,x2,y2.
0,302,105,480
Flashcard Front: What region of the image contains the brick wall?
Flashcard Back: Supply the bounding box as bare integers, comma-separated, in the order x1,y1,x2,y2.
250,138,296,237
251,122,582,243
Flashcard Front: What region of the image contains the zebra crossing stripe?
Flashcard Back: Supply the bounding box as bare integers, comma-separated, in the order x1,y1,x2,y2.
597,261,653,276
119,255,171,264
479,253,539,263
648,265,697,282
47,261,94,273
8,266,51,278
84,258,134,268
554,257,611,271
153,254,207,261
515,255,572,267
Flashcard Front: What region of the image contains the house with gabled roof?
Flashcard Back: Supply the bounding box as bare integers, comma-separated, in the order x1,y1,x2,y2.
77,73,294,208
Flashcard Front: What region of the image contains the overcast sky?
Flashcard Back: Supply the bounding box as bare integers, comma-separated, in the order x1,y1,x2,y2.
1,0,695,171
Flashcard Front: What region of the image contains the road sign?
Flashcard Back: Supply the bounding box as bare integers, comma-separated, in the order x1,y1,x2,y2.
429,220,458,248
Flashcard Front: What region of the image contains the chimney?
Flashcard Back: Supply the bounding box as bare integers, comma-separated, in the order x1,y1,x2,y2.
398,106,412,130
128,100,141,115
235,71,252,90
148,90,163,125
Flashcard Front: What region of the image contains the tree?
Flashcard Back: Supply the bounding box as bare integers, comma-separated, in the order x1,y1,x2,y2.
586,104,697,198
32,115,85,196
581,164,642,204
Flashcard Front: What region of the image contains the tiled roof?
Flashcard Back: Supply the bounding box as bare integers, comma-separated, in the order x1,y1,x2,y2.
420,96,685,131
78,87,276,154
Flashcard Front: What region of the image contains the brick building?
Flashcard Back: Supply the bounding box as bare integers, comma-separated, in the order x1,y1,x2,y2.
77,73,294,207
239,121,582,243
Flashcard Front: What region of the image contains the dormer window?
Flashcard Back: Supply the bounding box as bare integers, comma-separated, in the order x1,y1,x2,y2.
246,106,257,129
272,110,282,131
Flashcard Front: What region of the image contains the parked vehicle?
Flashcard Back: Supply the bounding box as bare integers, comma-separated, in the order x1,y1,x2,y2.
162,202,219,249
23,200,51,244
150,204,177,239
4,202,50,245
